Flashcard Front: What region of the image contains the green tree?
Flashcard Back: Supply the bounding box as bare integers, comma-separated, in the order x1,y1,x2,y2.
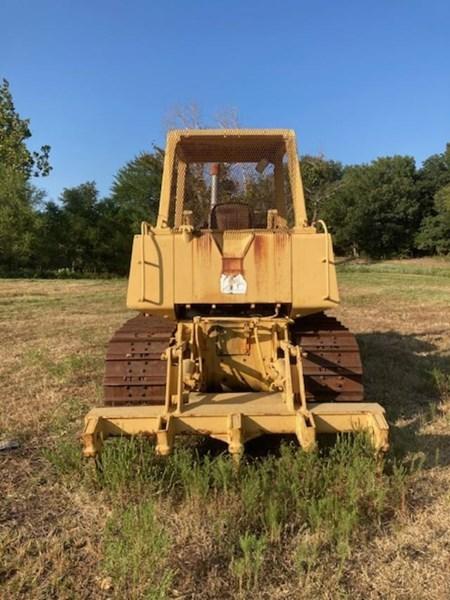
0,166,43,273
37,184,130,274
110,150,164,229
57,182,102,272
322,156,420,258
34,201,68,271
0,79,51,274
101,149,165,273
416,144,450,216
0,79,51,177
301,155,343,222
94,196,140,274
416,183,450,255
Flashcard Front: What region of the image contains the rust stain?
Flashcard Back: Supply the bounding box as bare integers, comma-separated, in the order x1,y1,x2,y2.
274,232,289,270
253,234,268,264
275,232,289,251
222,257,243,274
194,232,213,265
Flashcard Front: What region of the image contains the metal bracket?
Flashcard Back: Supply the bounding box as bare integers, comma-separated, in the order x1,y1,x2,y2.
228,413,244,460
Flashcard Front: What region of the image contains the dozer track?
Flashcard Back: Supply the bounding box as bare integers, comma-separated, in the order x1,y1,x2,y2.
293,313,364,403
103,314,176,406
103,312,363,407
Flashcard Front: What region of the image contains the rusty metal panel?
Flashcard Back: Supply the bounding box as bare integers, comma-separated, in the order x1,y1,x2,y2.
173,231,291,304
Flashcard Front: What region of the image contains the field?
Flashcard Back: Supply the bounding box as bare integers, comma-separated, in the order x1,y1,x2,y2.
1,259,450,599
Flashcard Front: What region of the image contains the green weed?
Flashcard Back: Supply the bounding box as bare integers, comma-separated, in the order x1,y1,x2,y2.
103,500,173,600
95,437,162,496
95,433,406,553
47,433,408,596
294,531,321,580
43,439,85,479
231,532,266,594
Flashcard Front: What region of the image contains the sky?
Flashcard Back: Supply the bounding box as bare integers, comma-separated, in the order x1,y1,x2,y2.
2,0,450,201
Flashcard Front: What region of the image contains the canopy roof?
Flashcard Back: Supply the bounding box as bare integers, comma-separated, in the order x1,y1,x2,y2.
170,129,296,163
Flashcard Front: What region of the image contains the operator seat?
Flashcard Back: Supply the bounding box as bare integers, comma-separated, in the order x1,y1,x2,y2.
210,202,253,230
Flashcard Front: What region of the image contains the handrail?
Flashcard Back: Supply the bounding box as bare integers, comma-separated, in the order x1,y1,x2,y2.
140,221,151,302
315,219,330,301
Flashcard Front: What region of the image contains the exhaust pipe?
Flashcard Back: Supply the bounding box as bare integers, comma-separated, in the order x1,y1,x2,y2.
210,163,219,208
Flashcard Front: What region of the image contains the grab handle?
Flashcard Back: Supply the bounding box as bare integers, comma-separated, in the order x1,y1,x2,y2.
140,221,151,302
315,219,330,301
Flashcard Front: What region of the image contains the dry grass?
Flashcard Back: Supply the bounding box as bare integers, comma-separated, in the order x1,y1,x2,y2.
1,259,449,599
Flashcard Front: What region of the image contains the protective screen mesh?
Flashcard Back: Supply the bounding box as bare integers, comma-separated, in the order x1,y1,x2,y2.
166,130,295,228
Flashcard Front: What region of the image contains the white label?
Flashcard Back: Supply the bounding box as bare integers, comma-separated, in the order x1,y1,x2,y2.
220,273,247,294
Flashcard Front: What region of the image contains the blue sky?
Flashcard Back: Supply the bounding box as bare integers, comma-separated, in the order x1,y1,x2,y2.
2,0,449,201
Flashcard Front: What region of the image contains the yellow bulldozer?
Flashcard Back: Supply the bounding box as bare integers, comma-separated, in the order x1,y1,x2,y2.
82,129,388,459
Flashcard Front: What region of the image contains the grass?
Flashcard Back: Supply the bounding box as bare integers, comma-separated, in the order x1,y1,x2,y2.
103,500,173,600
44,434,408,597
1,258,450,598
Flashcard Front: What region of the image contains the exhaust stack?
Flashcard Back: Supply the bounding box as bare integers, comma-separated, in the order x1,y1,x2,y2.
210,163,219,208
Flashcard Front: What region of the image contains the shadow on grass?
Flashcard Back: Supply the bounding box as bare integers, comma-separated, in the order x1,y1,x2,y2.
357,331,450,468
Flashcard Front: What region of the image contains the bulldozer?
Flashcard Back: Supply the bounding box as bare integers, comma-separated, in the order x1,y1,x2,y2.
82,129,388,460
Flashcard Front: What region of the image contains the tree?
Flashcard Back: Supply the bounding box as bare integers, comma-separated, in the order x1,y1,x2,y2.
0,79,51,274
56,182,102,272
301,155,343,222
416,183,450,255
110,150,164,229
36,182,136,275
416,144,450,216
322,156,420,258
101,150,165,272
0,166,43,273
34,200,67,271
0,79,51,177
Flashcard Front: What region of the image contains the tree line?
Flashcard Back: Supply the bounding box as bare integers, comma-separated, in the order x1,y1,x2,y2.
1,79,449,277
